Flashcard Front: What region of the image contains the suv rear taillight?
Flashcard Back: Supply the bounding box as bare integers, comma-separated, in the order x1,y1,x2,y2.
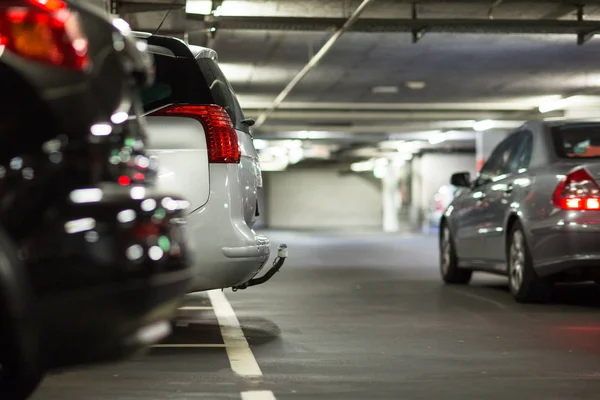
553,167,600,210
0,0,89,70
149,104,240,164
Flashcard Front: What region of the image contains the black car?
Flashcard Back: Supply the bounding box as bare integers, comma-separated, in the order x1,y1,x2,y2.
0,0,194,397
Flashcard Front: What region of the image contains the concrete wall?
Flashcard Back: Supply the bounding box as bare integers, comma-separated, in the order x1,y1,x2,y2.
263,167,382,230
410,152,476,228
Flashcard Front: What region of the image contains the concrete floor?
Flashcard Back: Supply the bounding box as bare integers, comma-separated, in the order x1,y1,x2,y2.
33,231,600,400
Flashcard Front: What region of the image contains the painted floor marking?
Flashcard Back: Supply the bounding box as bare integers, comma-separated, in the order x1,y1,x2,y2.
241,390,277,400
178,306,214,311
208,289,263,378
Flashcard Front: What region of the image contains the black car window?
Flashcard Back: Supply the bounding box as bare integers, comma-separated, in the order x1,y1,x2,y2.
140,53,213,113
551,123,600,158
477,134,518,184
197,58,250,134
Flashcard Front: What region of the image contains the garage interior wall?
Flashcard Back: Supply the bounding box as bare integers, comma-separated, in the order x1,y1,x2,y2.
410,153,476,228
263,167,382,230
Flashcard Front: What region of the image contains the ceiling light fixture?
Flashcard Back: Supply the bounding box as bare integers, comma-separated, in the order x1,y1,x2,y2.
372,86,399,94
473,119,495,131
351,160,375,172
538,96,575,113
405,81,426,90
253,139,269,150
428,132,447,145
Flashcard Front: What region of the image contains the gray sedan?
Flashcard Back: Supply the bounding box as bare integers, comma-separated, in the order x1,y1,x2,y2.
440,120,600,302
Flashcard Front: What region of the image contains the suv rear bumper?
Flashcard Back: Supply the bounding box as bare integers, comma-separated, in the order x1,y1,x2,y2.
187,164,271,292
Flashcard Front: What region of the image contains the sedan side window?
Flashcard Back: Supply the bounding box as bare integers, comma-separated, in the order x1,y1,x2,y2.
477,135,517,185
513,131,534,171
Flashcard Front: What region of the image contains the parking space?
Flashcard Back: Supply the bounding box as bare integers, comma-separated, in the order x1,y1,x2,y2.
32,231,600,400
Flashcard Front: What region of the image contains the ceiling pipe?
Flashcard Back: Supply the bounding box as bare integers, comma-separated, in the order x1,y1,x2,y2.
253,0,376,129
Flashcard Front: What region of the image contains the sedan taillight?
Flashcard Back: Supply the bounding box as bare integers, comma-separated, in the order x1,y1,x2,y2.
553,167,600,211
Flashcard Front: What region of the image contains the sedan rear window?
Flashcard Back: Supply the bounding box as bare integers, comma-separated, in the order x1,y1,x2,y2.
552,123,600,158
140,53,213,113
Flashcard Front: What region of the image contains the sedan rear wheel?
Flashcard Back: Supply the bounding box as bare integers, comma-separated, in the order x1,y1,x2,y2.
440,224,472,284
507,222,552,303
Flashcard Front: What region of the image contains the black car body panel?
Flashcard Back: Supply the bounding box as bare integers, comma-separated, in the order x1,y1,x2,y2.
0,0,194,380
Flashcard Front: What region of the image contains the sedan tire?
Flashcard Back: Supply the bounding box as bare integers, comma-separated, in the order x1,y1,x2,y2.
507,221,552,303
440,223,472,284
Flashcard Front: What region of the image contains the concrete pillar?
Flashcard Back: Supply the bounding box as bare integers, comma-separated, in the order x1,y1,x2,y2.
382,163,400,233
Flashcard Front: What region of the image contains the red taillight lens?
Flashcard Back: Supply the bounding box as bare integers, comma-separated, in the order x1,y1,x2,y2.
553,167,600,210
0,0,89,70
150,104,240,164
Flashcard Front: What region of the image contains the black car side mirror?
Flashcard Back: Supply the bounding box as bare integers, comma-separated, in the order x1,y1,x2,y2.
451,172,471,187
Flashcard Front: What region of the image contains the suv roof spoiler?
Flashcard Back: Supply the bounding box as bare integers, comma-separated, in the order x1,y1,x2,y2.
130,31,218,61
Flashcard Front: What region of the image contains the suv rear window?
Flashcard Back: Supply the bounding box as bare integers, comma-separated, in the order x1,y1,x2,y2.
140,53,213,113
197,58,250,134
552,123,600,158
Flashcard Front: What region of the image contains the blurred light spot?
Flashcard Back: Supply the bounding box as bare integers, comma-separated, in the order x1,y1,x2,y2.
126,244,144,261
91,123,112,136
70,188,103,203
153,208,166,220
65,217,96,234
22,167,34,180
117,209,136,223
158,236,171,252
161,197,178,211
135,155,150,169
130,186,145,200
118,175,131,186
148,246,164,261
111,111,129,124
119,150,131,163
84,231,100,243
141,198,157,212
49,152,63,163
10,157,22,170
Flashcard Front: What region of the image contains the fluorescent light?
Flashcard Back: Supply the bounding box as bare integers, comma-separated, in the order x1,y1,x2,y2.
185,0,212,14
373,164,387,179
253,139,269,150
372,86,399,94
288,147,304,164
473,120,495,131
260,160,289,171
351,160,374,172
538,96,576,113
428,132,447,145
405,81,426,90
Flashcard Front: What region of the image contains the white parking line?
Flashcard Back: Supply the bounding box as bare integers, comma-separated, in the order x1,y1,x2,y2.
241,390,277,400
208,289,263,378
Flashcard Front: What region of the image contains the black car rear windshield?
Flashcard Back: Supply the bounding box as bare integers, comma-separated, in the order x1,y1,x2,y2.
140,54,213,113
552,123,600,158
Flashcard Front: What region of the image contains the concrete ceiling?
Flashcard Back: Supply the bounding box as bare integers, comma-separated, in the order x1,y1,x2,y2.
109,0,600,158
